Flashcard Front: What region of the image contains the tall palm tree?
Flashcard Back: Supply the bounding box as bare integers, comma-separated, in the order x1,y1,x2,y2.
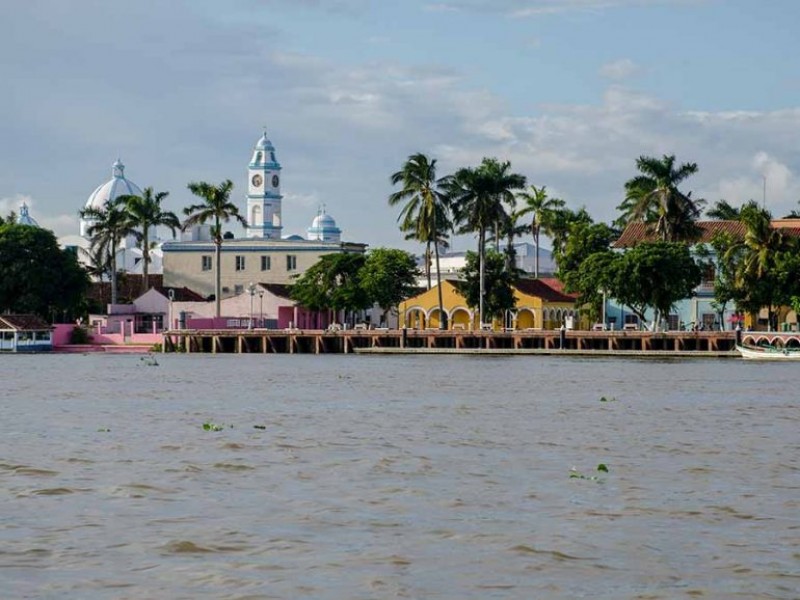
389,153,451,329
80,200,136,305
182,180,247,318
621,154,703,242
117,188,181,293
449,158,525,326
517,185,565,278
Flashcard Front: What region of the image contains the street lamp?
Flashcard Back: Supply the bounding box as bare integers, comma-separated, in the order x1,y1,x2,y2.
247,282,256,329
258,290,264,328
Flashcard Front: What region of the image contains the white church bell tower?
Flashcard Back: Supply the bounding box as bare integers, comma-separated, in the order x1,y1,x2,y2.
246,130,283,239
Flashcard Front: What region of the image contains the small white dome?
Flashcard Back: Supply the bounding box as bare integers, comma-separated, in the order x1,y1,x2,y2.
16,203,39,227
256,132,275,152
307,207,341,242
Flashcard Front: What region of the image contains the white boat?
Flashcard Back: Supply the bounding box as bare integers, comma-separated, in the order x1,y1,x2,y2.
736,344,800,360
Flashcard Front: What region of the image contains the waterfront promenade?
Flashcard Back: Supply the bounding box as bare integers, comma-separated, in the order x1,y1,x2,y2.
162,328,745,355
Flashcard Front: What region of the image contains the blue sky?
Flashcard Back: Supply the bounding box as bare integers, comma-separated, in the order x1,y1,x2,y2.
2,0,799,251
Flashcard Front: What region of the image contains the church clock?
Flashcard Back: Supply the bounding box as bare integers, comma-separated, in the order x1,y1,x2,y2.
251,174,263,188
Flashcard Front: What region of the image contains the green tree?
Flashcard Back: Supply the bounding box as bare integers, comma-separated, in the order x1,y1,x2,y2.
291,253,370,324
0,223,89,320
725,201,790,330
80,200,136,305
118,188,180,293
619,154,703,242
389,153,451,328
359,248,419,326
611,241,701,329
545,206,594,267
706,199,741,220
182,180,247,317
557,221,617,322
517,185,565,277
449,158,525,325
459,250,517,323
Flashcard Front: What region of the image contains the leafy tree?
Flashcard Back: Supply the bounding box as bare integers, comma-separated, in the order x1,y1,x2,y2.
557,221,617,321
389,153,451,328
545,206,594,267
459,250,517,323
449,158,525,325
619,154,703,242
80,200,136,305
724,201,791,330
611,241,701,329
517,185,565,277
291,253,370,324
182,180,247,317
0,223,89,320
706,199,741,220
359,248,418,326
117,188,180,293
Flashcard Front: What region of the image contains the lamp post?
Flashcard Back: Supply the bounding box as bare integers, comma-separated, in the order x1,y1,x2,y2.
258,290,264,328
247,282,255,329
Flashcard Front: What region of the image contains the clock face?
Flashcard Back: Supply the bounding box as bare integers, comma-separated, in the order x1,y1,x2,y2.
251,174,263,187
272,175,280,188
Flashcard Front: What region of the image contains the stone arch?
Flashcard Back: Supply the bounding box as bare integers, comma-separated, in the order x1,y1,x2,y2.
517,308,536,329
251,205,262,226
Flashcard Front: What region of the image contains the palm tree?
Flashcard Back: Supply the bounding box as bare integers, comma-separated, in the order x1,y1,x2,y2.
117,188,180,293
182,180,247,318
706,199,741,220
621,154,704,242
389,153,451,329
80,200,136,305
728,201,788,330
449,158,525,326
517,185,565,278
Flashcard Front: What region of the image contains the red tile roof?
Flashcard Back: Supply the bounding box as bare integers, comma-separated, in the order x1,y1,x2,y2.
514,278,577,303
614,220,800,248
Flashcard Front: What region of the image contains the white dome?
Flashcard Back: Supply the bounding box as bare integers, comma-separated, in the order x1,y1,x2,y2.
307,208,341,242
84,159,143,212
16,203,39,227
255,132,275,152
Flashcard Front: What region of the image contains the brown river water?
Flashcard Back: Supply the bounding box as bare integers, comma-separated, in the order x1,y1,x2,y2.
1,354,798,599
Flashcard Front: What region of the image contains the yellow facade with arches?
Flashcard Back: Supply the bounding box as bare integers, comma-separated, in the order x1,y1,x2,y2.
398,278,582,331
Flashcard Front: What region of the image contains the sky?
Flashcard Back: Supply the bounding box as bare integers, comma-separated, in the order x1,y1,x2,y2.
2,0,799,252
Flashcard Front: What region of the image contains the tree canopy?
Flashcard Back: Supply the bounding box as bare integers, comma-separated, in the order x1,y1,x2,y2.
359,248,419,324
0,223,89,320
459,250,517,321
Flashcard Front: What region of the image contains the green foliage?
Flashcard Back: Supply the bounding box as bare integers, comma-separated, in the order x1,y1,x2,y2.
118,188,180,293
459,250,517,320
360,248,419,323
0,223,90,320
611,241,702,326
618,154,703,242
202,422,224,431
516,185,565,277
70,326,91,344
706,199,741,220
291,253,370,315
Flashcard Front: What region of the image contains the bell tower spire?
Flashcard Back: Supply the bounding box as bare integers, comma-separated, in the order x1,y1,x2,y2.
246,130,283,239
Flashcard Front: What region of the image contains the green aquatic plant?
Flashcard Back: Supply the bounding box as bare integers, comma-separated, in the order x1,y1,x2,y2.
97,428,111,432
599,396,617,402
202,423,224,432
253,425,266,430
569,463,609,481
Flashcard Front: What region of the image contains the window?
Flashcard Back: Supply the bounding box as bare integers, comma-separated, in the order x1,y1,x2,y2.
234,285,244,295
286,255,297,271
235,256,246,271
261,256,271,271
201,255,212,271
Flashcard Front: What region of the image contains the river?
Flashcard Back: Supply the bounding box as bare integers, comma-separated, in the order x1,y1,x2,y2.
1,354,798,599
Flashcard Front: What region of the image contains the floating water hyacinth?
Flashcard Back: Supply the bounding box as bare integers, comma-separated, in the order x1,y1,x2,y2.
202,423,224,432
570,463,609,481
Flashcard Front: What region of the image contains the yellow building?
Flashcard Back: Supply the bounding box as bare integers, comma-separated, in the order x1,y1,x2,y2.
398,278,581,331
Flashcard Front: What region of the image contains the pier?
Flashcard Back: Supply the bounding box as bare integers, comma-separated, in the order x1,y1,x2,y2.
162,328,745,356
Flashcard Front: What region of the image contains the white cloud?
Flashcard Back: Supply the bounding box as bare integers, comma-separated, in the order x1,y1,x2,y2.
599,58,641,81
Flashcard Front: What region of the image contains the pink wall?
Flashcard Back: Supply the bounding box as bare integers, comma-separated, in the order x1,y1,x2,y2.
52,323,161,347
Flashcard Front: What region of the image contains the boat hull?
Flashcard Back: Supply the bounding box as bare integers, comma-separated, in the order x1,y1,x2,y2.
736,344,800,360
